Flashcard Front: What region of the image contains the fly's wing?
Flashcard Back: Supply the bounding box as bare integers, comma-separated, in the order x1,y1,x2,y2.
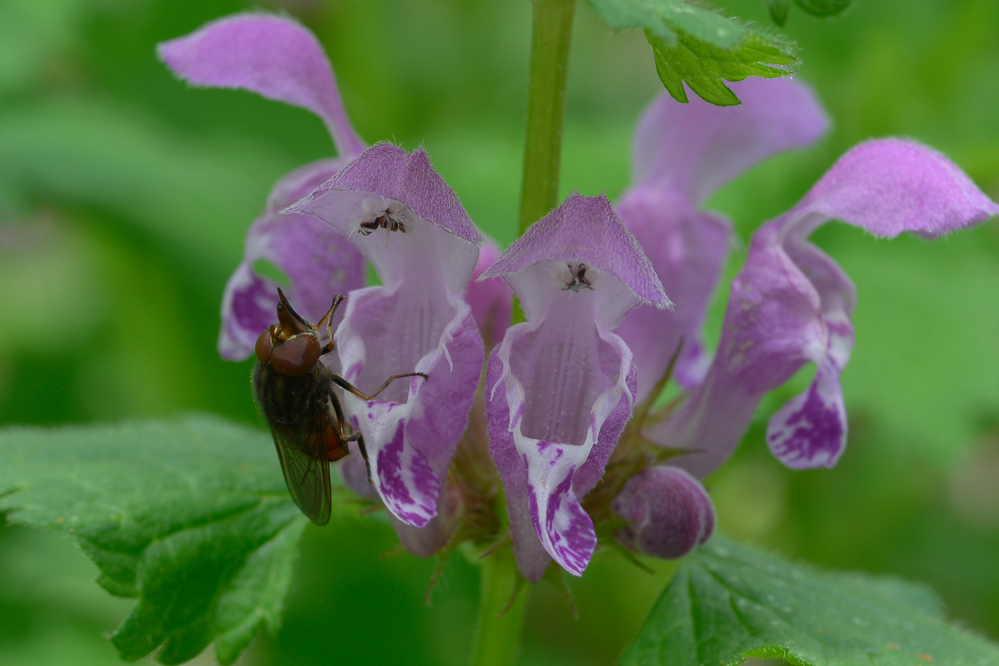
269,412,334,525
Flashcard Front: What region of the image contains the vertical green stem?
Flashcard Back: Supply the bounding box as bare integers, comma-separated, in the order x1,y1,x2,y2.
470,4,576,659
470,547,529,666
517,0,577,236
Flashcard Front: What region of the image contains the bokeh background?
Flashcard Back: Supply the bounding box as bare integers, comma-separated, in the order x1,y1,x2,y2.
1,0,997,664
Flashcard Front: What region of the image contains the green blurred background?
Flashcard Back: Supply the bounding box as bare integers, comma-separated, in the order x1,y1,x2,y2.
1,0,997,664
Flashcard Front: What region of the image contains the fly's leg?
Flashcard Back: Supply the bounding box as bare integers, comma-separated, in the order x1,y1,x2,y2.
331,372,429,401
327,369,429,483
326,389,351,463
316,293,346,354
343,430,373,484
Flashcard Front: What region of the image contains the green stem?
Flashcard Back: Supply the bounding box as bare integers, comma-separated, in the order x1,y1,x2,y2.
470,547,529,666
517,0,577,236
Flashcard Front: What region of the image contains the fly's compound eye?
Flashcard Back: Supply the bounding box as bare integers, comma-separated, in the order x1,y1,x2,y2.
269,333,322,376
255,329,274,365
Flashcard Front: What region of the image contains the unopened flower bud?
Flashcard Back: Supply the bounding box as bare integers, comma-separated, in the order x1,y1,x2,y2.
612,465,714,559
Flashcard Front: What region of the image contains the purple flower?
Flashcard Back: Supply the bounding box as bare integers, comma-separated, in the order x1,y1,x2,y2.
289,143,485,540
158,14,367,359
483,194,670,579
615,77,830,402
644,138,999,480
604,78,828,563
162,14,999,581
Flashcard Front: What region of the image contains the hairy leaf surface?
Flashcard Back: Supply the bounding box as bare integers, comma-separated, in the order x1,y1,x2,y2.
585,0,796,105
0,415,348,665
623,535,999,666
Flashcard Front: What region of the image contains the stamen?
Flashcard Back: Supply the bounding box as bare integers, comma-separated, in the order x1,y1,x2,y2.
560,261,594,292
358,201,411,236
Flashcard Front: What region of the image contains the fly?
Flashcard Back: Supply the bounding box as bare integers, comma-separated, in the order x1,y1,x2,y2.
252,288,426,524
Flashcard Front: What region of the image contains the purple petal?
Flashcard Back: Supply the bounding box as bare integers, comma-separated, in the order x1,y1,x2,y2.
339,424,459,557
615,188,730,401
612,465,715,559
485,351,551,581
631,77,829,205
780,138,999,239
486,346,636,579
767,359,847,469
645,139,998,477
158,14,364,158
218,159,365,360
617,78,831,401
389,484,460,557
673,339,712,392
335,289,483,528
466,240,512,348
482,193,670,328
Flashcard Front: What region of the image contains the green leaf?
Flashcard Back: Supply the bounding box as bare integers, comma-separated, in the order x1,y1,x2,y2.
584,0,797,105
795,0,851,18
766,0,792,26
645,28,796,106
0,415,340,665
622,535,999,666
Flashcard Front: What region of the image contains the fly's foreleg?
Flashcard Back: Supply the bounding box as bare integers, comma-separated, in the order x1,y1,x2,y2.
331,372,429,401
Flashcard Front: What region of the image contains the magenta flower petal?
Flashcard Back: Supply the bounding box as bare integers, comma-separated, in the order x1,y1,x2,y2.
158,13,364,158
615,191,730,400
160,15,370,360
647,139,999,477
617,78,829,402
290,144,485,529
612,465,715,559
631,77,830,205
767,359,847,469
466,240,512,347
484,194,669,579
218,159,365,360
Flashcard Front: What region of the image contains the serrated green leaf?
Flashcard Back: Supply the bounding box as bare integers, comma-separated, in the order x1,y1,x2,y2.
795,0,851,18
585,0,797,105
766,0,792,26
0,415,346,665
645,28,795,106
622,535,999,666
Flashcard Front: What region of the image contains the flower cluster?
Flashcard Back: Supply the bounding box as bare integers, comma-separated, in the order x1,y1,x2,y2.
161,15,999,581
